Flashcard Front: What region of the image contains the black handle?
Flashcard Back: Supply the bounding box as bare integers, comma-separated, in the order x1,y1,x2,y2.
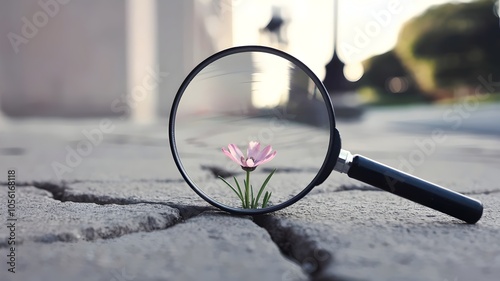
347,155,483,224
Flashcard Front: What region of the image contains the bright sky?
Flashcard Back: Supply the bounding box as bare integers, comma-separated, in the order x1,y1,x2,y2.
232,0,476,80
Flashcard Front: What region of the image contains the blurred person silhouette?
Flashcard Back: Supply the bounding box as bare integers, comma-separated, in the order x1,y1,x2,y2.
260,6,288,45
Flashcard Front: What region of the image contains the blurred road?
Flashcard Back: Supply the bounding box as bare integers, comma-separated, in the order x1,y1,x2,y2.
366,103,500,135
0,103,499,281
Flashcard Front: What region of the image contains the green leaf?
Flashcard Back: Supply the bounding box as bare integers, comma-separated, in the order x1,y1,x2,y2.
255,169,276,209
251,184,255,208
218,176,244,206
233,177,244,203
262,191,272,208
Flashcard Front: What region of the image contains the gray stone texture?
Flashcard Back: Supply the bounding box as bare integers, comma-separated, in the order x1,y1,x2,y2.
0,104,499,280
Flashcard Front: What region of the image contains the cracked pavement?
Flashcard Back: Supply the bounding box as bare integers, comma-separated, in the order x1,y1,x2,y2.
1,104,500,281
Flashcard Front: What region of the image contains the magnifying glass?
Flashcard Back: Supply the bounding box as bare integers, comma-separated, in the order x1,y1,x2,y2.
169,46,483,224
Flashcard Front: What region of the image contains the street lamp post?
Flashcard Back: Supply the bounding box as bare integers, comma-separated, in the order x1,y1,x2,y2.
323,0,356,94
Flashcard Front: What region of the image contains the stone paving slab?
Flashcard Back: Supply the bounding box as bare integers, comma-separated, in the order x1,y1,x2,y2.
0,186,181,246
256,191,500,281
3,178,496,280
1,213,306,281
0,105,499,281
0,121,180,182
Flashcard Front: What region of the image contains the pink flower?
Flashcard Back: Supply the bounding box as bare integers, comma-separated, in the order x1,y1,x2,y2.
222,141,277,171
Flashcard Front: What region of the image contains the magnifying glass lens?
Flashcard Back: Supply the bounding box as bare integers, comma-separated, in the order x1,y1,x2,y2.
172,46,483,223
174,51,332,211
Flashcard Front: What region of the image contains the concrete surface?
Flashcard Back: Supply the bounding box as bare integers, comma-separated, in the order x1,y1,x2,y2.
0,104,499,281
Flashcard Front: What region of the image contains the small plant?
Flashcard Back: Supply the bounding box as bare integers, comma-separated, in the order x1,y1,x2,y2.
220,141,277,209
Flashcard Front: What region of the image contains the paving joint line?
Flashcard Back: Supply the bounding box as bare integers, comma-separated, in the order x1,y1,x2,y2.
0,181,214,247
253,215,347,281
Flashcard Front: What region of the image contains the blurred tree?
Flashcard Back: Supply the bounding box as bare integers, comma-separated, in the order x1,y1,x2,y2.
358,50,429,104
395,0,500,97
360,50,409,90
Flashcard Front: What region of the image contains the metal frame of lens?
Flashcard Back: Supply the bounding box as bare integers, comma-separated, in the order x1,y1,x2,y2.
169,45,341,215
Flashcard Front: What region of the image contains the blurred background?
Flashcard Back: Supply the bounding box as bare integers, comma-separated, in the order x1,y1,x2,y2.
0,0,499,122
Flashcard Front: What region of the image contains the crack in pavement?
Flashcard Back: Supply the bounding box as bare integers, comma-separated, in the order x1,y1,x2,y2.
28,181,317,279
0,209,185,249
14,181,500,281
461,189,500,195
31,181,213,219
8,182,313,280
251,187,500,281
29,182,317,278
0,182,214,248
253,215,341,281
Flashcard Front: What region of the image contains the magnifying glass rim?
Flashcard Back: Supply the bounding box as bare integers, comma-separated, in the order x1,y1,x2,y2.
169,45,338,215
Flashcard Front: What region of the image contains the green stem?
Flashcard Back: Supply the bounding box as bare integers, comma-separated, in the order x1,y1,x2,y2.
245,170,250,209
255,169,276,208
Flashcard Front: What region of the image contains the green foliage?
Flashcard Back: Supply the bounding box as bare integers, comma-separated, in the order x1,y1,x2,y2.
359,50,428,104
360,50,414,91
395,0,500,95
358,86,431,106
218,169,276,209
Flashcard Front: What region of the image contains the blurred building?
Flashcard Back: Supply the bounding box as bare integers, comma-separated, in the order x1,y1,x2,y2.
0,0,129,117
0,0,333,121
0,0,232,120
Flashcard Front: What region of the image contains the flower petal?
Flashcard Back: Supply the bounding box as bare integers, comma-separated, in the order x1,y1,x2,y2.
222,147,243,166
228,144,245,161
254,150,277,166
247,141,260,159
255,145,272,162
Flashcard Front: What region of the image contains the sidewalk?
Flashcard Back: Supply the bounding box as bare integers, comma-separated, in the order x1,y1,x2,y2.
1,106,499,281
